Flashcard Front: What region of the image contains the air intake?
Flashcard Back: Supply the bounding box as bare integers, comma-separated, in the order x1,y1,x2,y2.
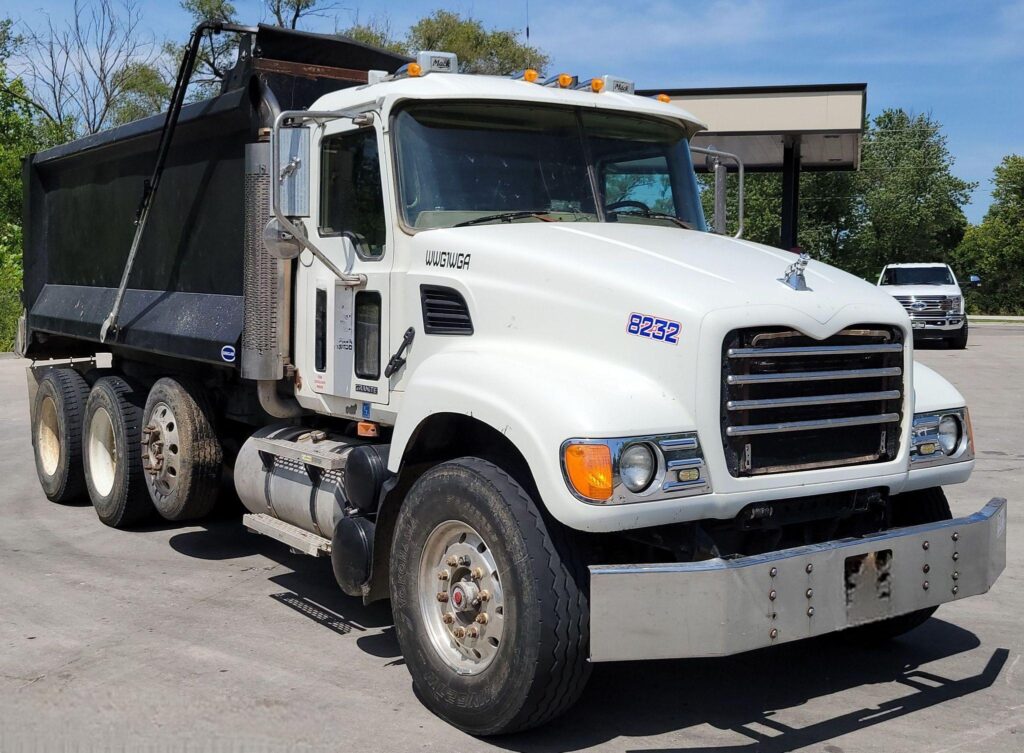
420,285,473,335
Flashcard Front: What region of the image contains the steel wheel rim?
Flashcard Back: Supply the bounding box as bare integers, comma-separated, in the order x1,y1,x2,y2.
143,401,181,498
417,520,506,675
87,407,117,497
37,395,61,477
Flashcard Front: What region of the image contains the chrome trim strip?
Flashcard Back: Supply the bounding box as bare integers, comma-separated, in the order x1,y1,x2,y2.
658,437,699,451
727,343,903,358
666,458,705,469
726,390,902,411
726,366,902,385
726,412,900,437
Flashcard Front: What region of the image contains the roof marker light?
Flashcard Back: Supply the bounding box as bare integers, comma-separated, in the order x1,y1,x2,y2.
657,93,672,103
558,73,574,88
523,68,539,83
407,62,422,77
590,78,604,92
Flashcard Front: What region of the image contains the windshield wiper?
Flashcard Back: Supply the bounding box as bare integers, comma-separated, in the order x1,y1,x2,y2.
454,211,553,227
610,209,695,230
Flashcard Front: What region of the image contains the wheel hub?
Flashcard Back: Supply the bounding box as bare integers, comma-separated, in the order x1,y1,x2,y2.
418,521,505,675
142,401,181,498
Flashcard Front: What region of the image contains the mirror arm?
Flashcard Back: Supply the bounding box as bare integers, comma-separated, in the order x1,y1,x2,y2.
271,109,376,286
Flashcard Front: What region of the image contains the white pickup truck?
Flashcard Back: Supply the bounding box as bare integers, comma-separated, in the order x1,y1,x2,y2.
19,28,1006,736
878,263,980,348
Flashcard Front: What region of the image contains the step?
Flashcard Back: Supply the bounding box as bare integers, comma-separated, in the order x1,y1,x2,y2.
251,435,349,470
243,513,332,557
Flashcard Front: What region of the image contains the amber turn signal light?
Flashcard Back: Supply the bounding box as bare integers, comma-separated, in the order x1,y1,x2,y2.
557,73,574,88
564,443,613,501
408,62,423,77
523,68,539,83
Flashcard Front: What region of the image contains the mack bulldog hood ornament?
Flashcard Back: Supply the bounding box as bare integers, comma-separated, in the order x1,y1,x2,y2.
779,252,811,291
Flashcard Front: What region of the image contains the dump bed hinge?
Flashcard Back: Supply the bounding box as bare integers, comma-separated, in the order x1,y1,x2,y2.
244,513,331,557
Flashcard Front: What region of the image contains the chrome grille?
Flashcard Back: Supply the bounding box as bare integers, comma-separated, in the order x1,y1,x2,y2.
893,295,955,314
721,326,904,476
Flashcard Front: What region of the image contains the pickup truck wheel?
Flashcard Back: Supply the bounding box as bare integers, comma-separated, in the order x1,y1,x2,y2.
32,368,90,503
142,378,223,521
947,321,968,349
390,457,590,736
843,487,953,644
83,376,153,528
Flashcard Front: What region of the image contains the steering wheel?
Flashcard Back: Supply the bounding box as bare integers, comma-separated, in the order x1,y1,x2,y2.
605,199,651,213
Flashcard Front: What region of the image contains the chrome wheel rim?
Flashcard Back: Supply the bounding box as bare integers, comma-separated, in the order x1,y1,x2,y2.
87,407,117,497
143,401,181,498
37,396,61,477
417,520,506,675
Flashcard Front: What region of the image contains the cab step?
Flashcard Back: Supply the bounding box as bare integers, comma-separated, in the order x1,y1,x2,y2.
243,513,332,557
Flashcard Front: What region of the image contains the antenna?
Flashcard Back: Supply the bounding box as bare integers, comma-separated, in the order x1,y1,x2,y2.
526,0,530,40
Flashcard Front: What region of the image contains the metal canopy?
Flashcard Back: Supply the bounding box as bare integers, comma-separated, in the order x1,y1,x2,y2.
637,83,867,249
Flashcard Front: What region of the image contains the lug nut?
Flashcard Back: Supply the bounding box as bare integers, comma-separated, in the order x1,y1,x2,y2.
922,541,930,551
453,627,466,639
458,555,471,567
923,564,931,574
807,607,815,617
442,614,454,625
467,627,479,639
436,592,449,603
438,570,450,581
475,613,489,625
806,588,813,599
769,589,777,601
479,590,491,602
471,567,485,581
806,564,813,574
923,580,930,590
769,567,778,578
446,556,458,567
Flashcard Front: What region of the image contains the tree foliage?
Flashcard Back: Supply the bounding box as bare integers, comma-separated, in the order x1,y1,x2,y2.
953,155,1024,314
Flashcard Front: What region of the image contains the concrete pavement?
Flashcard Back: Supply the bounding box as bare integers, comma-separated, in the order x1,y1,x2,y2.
1,328,1022,752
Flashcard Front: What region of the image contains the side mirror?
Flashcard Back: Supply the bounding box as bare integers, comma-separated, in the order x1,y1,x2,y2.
691,145,745,238
262,217,305,259
969,274,982,288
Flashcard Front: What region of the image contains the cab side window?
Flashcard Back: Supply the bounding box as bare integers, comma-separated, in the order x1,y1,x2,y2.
320,130,386,259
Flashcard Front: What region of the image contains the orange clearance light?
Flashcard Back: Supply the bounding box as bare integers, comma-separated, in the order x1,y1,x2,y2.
557,73,574,88
357,421,379,438
590,78,605,93
564,443,613,501
657,93,672,103
523,68,539,83
408,62,423,77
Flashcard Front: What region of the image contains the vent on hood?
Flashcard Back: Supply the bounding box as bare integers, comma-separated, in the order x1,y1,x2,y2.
420,285,473,335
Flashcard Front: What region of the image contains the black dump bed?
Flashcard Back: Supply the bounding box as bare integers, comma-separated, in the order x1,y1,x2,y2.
21,25,407,366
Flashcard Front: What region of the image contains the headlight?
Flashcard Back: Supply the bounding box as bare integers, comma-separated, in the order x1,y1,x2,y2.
938,414,961,455
620,443,656,492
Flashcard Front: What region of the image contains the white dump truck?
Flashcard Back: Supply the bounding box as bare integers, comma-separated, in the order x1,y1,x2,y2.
18,24,1005,735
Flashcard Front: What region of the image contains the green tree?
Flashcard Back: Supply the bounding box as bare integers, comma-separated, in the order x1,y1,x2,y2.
342,18,409,55
167,0,240,98
953,155,1024,314
403,11,548,74
111,61,172,125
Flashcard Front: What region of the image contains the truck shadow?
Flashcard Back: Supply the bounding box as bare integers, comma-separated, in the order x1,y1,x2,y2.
167,519,1006,751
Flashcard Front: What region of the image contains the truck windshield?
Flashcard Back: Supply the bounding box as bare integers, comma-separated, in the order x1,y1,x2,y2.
393,102,708,231
881,267,955,285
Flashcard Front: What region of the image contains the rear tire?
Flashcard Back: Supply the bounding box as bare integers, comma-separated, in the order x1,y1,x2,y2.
390,457,590,736
142,378,223,521
32,368,90,503
83,376,153,528
843,487,952,644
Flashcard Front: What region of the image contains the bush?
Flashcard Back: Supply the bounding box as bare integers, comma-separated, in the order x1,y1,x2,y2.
0,223,22,351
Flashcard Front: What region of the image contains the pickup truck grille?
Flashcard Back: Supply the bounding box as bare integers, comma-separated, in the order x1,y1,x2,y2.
721,326,904,476
893,295,956,314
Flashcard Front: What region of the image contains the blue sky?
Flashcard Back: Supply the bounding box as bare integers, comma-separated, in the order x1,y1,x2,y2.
17,0,1024,222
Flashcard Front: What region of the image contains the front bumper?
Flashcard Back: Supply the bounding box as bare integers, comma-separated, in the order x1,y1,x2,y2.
910,314,965,335
589,498,1006,662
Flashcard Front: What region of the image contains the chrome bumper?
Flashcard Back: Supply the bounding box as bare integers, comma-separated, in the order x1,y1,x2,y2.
589,498,1006,662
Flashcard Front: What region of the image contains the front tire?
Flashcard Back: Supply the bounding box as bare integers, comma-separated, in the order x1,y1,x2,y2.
390,458,590,736
844,487,952,643
947,320,968,349
83,376,153,528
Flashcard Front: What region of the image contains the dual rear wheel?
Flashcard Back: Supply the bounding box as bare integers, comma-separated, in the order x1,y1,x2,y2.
31,368,222,528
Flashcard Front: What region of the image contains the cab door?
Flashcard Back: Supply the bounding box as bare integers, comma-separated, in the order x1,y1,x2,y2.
306,120,393,407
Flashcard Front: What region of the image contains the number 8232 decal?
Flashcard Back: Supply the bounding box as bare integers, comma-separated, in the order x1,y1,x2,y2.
627,312,681,344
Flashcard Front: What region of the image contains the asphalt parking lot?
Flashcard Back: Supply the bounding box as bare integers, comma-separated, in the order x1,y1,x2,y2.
1,326,1022,753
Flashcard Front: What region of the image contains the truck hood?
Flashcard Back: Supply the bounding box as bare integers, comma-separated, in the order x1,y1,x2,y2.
424,222,907,327
879,283,962,297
